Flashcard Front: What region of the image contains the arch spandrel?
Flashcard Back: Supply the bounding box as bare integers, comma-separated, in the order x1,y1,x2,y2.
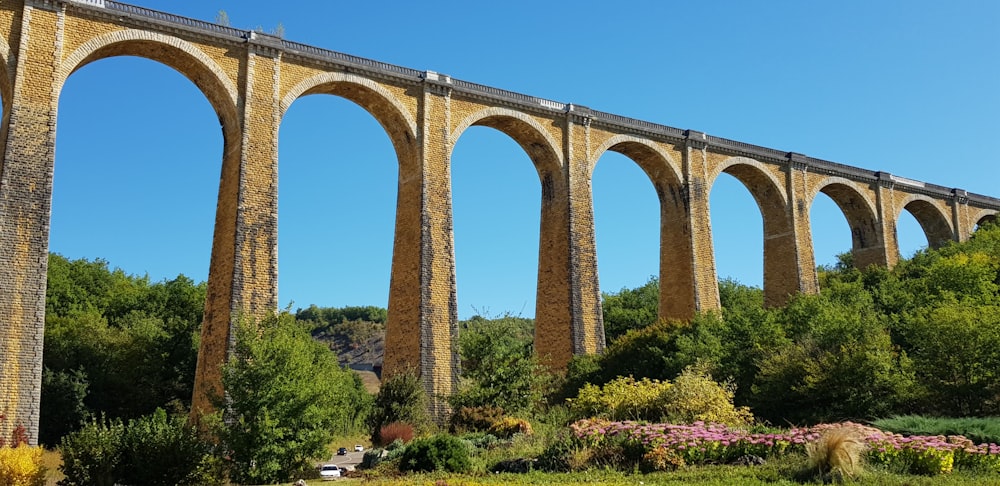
280,72,419,169
450,107,563,176
896,193,954,249
57,30,239,129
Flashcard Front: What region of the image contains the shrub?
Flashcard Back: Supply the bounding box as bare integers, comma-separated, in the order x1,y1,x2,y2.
399,434,471,473
488,416,533,438
569,376,672,421
58,411,218,486
378,421,414,446
0,445,46,486
368,369,431,445
449,405,505,433
660,363,753,427
118,409,219,486
58,416,123,486
536,431,583,472
640,446,685,473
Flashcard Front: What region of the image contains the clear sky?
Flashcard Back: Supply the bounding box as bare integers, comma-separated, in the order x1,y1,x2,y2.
49,0,999,319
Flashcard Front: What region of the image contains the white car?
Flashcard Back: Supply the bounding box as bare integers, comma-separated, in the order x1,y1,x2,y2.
319,464,341,480
354,444,364,452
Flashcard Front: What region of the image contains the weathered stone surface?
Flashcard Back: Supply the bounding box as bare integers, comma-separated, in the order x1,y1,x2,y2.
0,0,996,444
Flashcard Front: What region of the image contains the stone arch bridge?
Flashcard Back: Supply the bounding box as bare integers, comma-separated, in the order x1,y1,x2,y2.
0,0,997,443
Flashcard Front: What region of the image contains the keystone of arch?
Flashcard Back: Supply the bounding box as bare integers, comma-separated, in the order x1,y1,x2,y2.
807,176,878,222
279,72,417,142
56,30,238,110
450,107,563,171
708,156,788,207
588,134,682,185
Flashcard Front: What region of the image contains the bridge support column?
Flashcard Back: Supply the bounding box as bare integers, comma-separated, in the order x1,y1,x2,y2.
682,131,721,311
0,2,64,445
874,172,901,268
381,74,458,423
951,189,970,242
785,154,818,297
537,105,605,369
191,36,279,421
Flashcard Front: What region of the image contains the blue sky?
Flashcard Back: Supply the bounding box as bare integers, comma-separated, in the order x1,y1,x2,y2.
49,1,998,319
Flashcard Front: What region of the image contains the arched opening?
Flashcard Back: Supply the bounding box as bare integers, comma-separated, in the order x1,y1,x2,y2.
810,193,853,270
709,159,795,307
710,173,763,288
899,199,952,256
592,150,659,340
48,55,222,443
975,212,997,231
277,95,397,312
451,126,540,319
592,139,690,339
810,181,882,271
278,74,419,383
593,150,658,293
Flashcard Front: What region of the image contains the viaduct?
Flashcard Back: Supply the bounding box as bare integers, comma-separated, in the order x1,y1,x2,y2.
0,0,998,444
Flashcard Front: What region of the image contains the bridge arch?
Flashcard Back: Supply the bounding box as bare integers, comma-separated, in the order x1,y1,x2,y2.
57,30,238,132
898,195,953,250
974,209,998,230
450,107,563,176
808,177,883,269
591,136,694,319
709,156,796,306
280,72,418,168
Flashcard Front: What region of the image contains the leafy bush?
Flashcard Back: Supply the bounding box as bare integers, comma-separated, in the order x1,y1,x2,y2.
488,416,533,438
450,315,548,415
640,446,685,472
118,409,219,486
569,376,672,421
449,405,505,433
660,364,753,427
0,445,46,486
378,421,414,446
58,416,123,486
399,434,471,473
369,369,431,445
58,411,218,486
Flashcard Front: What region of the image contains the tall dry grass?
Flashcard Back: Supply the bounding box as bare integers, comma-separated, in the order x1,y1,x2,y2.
806,425,868,481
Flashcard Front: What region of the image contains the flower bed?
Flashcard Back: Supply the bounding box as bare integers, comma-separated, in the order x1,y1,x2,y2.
569,418,1000,475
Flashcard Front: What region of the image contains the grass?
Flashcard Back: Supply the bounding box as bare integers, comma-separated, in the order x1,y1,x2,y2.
325,463,1000,485
872,415,1000,445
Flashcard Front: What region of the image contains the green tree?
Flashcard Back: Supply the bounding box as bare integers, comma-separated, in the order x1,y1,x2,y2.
215,312,371,484
900,303,1000,415
449,315,546,415
43,255,206,442
752,286,916,424
602,276,659,343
